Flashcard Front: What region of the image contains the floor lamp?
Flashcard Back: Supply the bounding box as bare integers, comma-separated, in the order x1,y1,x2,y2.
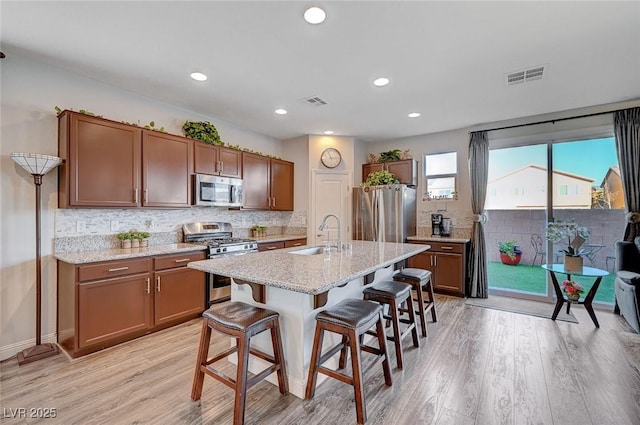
11,152,63,365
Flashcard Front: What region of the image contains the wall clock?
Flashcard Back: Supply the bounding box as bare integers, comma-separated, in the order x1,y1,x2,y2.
321,147,342,168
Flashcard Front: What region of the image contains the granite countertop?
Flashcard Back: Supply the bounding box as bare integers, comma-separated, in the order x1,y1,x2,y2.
188,240,428,295
407,235,471,244
54,243,207,264
251,234,307,244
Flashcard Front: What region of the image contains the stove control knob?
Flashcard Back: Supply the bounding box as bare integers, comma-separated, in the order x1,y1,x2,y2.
222,247,227,252
216,248,221,253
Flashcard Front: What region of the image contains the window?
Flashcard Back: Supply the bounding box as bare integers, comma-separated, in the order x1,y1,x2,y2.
425,152,457,200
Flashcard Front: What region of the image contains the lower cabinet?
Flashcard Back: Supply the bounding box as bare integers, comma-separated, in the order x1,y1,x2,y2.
407,240,469,297
58,250,206,358
258,238,307,251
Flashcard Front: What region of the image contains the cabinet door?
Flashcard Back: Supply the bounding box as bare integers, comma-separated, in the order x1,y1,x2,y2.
386,160,417,186
258,241,285,252
78,274,152,348
407,251,436,276
154,267,205,326
142,131,193,207
242,152,270,209
284,238,307,248
62,112,141,207
194,142,218,175
219,147,242,178
362,163,384,182
432,253,463,295
270,159,294,211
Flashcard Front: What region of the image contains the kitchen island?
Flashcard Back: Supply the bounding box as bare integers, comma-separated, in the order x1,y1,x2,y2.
188,240,428,398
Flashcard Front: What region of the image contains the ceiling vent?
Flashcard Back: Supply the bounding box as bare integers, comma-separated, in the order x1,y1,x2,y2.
507,65,545,86
301,96,328,107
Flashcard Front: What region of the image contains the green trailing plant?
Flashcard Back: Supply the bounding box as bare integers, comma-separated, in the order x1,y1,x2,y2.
54,106,102,117
498,240,522,260
362,170,400,186
251,225,266,232
116,232,134,241
143,121,166,132
378,149,402,162
182,120,222,146
133,231,150,240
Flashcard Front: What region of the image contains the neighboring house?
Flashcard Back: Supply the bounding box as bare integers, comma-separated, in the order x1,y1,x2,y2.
601,166,625,209
485,164,594,210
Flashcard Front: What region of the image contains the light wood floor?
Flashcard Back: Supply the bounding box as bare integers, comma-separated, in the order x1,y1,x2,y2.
1,296,639,425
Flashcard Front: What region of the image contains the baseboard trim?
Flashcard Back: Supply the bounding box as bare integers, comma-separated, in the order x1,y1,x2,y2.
1,333,57,362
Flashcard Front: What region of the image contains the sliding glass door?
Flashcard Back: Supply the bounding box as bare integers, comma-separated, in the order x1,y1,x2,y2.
486,136,622,305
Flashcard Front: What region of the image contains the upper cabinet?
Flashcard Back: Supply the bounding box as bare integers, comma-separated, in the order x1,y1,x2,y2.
59,111,191,208
362,159,418,186
194,143,242,178
59,111,141,208
241,152,294,211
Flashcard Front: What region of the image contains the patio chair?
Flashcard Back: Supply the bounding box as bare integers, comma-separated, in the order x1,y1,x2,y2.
531,234,546,265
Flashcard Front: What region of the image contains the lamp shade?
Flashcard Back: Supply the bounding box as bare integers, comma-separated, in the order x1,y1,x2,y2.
11,152,62,176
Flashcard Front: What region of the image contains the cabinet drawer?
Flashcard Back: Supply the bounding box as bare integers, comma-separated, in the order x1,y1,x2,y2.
427,241,464,254
154,251,206,271
78,258,151,282
284,238,307,248
258,241,285,252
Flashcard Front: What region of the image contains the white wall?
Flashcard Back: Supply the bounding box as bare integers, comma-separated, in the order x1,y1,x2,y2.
0,54,285,360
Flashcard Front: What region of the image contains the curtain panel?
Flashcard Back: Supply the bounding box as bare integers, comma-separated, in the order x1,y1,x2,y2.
468,131,489,298
614,107,640,241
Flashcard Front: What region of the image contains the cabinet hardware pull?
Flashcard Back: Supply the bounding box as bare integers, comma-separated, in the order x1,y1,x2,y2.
267,246,278,250
434,256,438,266
134,188,139,203
268,197,271,208
156,276,161,292
174,258,191,263
272,197,276,207
108,266,129,272
144,189,148,203
293,243,302,246
219,161,223,172
441,246,453,250
145,278,150,294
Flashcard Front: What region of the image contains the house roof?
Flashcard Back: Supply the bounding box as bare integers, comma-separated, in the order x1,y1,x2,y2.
488,164,594,184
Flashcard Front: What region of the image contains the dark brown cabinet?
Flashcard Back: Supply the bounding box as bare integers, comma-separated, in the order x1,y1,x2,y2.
284,238,307,248
194,142,242,178
59,111,193,208
58,250,206,358
242,152,294,211
258,241,285,252
407,240,468,297
58,110,141,208
142,131,193,207
362,159,418,186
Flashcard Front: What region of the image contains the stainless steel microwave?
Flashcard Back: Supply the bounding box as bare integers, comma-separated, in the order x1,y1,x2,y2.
193,174,243,207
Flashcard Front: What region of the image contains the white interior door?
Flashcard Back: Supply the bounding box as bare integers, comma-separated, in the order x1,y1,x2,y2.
311,170,352,247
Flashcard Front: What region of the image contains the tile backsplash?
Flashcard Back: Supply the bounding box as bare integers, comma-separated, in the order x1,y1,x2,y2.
55,207,307,253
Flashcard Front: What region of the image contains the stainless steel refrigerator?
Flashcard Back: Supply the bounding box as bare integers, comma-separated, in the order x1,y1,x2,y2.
353,184,416,242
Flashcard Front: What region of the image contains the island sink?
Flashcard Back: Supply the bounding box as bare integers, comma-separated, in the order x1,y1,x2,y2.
287,246,325,255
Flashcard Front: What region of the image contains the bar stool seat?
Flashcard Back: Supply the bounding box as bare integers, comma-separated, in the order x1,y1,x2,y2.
363,281,419,369
393,268,437,338
191,301,288,425
306,299,392,425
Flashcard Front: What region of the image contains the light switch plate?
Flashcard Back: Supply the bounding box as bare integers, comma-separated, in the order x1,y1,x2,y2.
110,220,119,232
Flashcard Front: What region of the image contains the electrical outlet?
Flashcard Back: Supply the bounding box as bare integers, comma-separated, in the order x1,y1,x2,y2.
110,220,120,232
76,220,86,233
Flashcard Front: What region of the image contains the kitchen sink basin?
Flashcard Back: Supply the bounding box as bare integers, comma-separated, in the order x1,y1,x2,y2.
287,246,326,255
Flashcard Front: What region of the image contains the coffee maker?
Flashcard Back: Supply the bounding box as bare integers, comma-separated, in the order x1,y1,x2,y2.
431,214,443,236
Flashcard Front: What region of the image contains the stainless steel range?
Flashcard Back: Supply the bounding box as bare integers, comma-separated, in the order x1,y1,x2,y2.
183,222,258,306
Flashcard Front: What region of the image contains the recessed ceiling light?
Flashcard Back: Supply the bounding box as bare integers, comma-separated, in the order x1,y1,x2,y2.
275,109,288,115
373,77,390,87
408,112,421,118
323,130,334,135
190,72,207,82
304,6,326,24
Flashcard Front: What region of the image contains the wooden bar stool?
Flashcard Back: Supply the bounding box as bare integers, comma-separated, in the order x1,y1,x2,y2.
306,299,392,425
191,301,288,425
363,281,419,369
393,268,437,337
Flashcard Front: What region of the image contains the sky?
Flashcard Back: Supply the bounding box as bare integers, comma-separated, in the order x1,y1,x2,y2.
488,137,618,184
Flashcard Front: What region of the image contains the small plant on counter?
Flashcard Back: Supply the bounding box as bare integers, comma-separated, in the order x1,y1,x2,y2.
133,231,150,247
251,225,267,237
182,120,222,146
117,231,133,249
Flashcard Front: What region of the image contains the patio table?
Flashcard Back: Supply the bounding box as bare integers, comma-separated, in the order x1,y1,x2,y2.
541,264,609,327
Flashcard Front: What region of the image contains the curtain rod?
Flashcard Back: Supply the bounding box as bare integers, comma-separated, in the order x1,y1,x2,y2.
476,108,624,134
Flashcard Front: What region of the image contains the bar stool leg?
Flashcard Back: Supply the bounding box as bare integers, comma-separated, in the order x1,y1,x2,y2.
425,281,438,322
191,319,212,401
270,320,289,394
415,285,428,338
405,297,420,348
234,335,251,425
388,298,404,369
374,312,392,386
338,335,349,369
348,328,366,425
305,325,325,399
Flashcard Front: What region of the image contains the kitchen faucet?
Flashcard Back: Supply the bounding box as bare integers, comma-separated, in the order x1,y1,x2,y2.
318,214,342,252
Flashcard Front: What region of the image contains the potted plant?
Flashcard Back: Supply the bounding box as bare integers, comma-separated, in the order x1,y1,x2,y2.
361,170,399,187
135,231,150,247
546,219,590,271
561,279,584,301
117,232,133,249
498,240,522,265
182,120,222,146
251,225,267,237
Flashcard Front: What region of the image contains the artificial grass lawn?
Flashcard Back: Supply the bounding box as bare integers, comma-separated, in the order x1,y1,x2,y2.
488,261,615,304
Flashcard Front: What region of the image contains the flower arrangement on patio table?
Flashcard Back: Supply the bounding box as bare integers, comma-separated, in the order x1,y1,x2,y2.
545,219,591,257
561,279,584,300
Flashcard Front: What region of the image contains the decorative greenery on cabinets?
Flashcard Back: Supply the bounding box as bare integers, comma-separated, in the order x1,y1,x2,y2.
361,170,400,187
182,121,222,146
